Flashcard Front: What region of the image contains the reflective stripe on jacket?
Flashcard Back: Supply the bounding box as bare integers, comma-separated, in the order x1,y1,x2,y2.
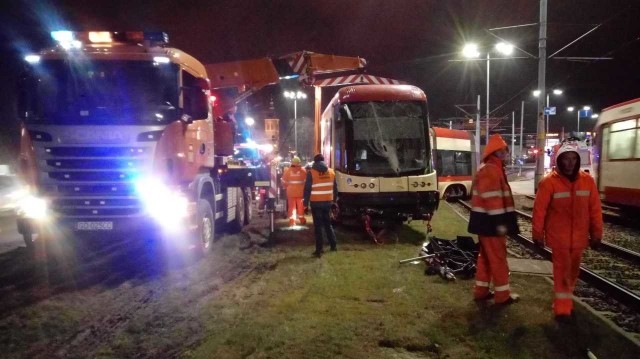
309,168,335,202
532,169,603,250
468,156,519,236
282,166,307,198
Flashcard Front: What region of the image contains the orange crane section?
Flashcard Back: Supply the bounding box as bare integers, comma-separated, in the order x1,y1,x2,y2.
204,51,404,152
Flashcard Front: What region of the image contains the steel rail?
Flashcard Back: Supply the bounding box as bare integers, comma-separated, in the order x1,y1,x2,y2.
458,199,640,312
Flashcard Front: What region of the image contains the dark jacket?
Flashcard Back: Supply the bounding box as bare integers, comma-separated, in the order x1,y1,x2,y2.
303,161,338,208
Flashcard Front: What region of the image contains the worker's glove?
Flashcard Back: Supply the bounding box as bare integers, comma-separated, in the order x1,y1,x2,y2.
496,225,507,235
590,239,602,251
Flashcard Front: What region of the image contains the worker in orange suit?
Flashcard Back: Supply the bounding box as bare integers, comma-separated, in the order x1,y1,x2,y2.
281,156,307,226
532,140,603,324
468,134,520,305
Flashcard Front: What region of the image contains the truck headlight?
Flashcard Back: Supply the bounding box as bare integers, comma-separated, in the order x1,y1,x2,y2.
17,196,48,220
134,178,190,225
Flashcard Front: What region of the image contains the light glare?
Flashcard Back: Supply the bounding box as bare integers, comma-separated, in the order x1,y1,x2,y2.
89,32,112,43
153,56,170,64
462,43,480,58
24,54,41,63
495,42,514,55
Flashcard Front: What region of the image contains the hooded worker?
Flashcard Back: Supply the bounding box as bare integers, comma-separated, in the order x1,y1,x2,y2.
281,156,307,226
468,134,520,305
532,140,603,323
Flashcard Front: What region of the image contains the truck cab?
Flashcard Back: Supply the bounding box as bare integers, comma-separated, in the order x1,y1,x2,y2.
16,31,253,254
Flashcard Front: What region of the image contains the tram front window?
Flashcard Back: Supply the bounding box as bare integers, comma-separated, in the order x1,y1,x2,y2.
349,101,427,176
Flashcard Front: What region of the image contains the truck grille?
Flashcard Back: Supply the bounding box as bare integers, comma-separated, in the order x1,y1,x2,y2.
39,145,153,218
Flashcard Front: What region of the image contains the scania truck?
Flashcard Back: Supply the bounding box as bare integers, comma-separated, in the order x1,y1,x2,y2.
16,31,262,254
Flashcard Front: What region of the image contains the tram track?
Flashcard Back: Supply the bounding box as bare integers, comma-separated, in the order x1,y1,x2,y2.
452,198,640,334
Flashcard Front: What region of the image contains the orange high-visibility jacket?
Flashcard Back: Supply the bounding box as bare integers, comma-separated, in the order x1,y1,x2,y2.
532,169,603,250
309,168,336,202
468,156,519,236
282,166,307,198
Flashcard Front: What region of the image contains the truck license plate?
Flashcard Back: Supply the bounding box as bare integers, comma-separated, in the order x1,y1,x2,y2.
76,221,113,231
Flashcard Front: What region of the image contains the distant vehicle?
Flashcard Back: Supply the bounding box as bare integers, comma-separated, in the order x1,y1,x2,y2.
0,175,28,215
430,127,475,200
593,97,640,208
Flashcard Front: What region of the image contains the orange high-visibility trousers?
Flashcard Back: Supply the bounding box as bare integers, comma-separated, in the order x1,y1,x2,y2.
552,248,583,315
287,197,305,220
474,235,512,303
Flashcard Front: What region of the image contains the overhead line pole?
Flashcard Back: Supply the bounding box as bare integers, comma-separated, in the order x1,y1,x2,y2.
535,0,548,193
486,52,491,145
476,95,481,167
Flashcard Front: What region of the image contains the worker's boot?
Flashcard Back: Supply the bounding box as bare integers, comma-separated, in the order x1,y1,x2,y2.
298,217,306,225
289,218,295,227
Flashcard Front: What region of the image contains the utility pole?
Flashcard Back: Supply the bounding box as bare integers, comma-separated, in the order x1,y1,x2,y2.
476,95,481,167
535,0,547,193
512,111,516,165
520,101,524,157
486,53,491,145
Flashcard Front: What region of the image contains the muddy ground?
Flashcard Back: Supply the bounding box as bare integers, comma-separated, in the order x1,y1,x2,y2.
0,207,277,358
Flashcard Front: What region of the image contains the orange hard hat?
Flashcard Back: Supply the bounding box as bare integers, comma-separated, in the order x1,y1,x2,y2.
482,134,508,162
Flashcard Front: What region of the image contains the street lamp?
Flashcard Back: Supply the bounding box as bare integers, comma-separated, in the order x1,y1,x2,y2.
462,41,516,145
245,116,255,139
283,90,307,155
567,105,593,132
533,88,563,145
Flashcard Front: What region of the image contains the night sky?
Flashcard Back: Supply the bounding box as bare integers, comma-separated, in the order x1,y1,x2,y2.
1,0,639,162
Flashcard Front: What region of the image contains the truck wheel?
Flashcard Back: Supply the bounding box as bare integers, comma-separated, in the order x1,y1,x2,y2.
23,233,35,253
243,188,252,225
196,199,215,254
230,188,245,233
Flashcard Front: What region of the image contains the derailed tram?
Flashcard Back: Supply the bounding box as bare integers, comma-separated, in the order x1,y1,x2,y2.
320,85,439,227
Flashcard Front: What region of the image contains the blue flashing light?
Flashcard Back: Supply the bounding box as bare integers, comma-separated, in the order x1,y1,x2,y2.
51,31,74,43
279,74,300,80
24,54,41,64
144,32,169,44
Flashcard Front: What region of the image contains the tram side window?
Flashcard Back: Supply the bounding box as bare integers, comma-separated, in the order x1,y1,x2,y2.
454,151,472,175
436,150,471,176
608,119,638,160
334,115,347,170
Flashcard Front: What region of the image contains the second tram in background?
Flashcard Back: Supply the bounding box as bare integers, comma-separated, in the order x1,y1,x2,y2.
593,98,640,209
320,85,439,226
430,127,475,200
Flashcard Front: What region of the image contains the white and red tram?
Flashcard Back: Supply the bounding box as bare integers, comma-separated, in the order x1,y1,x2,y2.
593,98,640,208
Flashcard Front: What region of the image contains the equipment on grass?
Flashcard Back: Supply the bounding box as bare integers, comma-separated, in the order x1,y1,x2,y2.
420,236,478,281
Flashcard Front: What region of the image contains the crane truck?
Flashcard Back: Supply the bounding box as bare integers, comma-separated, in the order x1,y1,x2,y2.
16,31,265,254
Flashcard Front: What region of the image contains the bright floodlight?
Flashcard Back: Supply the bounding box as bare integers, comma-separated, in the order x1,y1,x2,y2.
553,89,563,95
591,114,599,119
583,106,591,111
462,43,480,58
245,117,255,126
532,90,541,97
567,106,575,112
495,42,514,56
24,54,41,63
284,90,306,100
